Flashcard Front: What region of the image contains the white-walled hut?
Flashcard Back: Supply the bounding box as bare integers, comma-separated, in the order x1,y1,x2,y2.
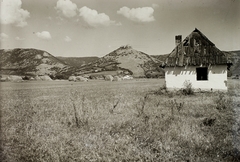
161,28,232,91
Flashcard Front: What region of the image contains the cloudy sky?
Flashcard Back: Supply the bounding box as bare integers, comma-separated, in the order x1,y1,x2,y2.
0,0,239,57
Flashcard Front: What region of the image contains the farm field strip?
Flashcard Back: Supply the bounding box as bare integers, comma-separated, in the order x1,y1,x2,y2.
0,79,240,161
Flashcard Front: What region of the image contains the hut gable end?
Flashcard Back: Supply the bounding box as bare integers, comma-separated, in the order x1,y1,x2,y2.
165,28,227,67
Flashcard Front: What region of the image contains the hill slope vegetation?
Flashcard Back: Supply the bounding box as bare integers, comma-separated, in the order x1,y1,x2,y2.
0,48,70,76
77,45,164,77
1,48,239,78
223,50,240,76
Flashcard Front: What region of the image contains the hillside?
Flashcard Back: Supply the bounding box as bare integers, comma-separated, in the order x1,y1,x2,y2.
151,54,169,63
0,47,164,78
57,56,99,67
2,47,237,78
0,48,71,76
77,45,164,77
223,50,240,76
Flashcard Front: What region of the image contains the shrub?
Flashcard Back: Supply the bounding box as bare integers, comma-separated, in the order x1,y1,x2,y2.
70,91,89,128
214,92,232,110
167,99,184,119
152,81,167,95
202,117,216,126
182,80,194,95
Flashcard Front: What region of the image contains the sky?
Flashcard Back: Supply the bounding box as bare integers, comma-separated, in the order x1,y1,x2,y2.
0,0,239,57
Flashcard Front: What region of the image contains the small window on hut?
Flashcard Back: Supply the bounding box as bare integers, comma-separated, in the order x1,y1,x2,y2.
196,67,208,81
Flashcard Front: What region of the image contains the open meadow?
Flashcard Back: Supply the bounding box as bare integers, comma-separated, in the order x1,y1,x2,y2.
0,79,240,161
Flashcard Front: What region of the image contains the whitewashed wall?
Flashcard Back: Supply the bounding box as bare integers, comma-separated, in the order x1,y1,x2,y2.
165,65,227,91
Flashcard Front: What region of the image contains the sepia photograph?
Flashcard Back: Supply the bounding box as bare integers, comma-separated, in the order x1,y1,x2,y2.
0,0,240,161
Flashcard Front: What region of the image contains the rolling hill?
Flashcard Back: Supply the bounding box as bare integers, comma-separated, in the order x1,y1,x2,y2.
76,45,164,77
151,54,169,63
0,48,71,76
1,47,238,79
0,47,164,78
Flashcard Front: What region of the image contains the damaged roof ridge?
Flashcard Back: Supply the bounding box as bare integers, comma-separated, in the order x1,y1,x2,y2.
192,28,215,46
163,28,228,67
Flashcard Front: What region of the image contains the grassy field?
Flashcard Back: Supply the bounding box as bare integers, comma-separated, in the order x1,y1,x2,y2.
0,79,240,161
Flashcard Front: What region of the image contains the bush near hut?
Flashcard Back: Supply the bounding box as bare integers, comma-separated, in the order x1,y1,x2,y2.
181,80,194,95
232,75,239,79
145,71,165,78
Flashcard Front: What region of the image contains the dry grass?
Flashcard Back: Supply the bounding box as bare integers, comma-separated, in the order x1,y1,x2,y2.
0,79,240,161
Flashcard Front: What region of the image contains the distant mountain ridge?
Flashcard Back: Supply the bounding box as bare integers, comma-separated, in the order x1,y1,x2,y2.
0,47,239,78
0,46,164,78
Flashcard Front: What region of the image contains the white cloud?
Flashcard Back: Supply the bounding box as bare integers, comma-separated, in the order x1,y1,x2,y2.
64,36,72,42
117,7,155,23
15,36,25,40
0,33,9,41
35,31,52,40
79,6,118,27
55,0,77,18
0,0,30,27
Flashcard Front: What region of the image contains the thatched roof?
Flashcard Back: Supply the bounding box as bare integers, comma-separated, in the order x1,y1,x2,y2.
163,28,230,67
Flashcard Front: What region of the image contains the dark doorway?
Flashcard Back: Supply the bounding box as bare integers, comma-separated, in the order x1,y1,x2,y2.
196,67,208,80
